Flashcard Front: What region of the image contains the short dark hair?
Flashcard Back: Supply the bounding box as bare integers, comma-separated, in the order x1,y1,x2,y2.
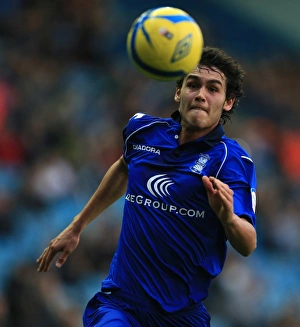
176,46,245,124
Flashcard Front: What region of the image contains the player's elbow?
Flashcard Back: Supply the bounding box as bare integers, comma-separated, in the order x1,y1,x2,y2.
231,234,257,257
241,248,254,257
240,240,257,257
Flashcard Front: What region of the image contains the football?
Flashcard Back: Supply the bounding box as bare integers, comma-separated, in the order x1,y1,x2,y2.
126,7,204,81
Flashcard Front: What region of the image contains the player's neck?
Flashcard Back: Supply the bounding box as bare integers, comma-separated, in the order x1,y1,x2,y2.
179,127,213,144
179,131,205,144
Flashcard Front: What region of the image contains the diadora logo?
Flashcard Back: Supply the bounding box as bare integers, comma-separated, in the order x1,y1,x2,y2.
146,174,174,198
190,154,210,174
132,144,161,155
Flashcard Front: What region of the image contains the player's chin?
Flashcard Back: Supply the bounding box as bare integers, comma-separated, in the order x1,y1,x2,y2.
190,112,207,125
188,119,207,132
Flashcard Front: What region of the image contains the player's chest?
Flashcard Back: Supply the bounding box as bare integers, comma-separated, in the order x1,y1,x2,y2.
126,134,222,176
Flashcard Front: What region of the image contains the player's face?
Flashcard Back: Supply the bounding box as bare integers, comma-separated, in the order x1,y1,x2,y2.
174,66,234,140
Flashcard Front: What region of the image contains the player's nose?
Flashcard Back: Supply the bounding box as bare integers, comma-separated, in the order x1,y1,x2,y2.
195,87,206,101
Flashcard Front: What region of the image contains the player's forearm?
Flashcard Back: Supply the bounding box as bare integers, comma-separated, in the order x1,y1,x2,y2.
223,214,257,256
71,156,128,233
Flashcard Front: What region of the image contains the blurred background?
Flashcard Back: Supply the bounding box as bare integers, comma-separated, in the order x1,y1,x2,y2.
0,0,299,326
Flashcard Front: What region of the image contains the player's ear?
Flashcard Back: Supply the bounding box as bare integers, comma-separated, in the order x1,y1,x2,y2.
223,97,235,111
174,88,181,102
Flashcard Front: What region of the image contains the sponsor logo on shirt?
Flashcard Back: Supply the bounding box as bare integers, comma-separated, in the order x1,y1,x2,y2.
132,144,161,155
125,193,205,218
125,174,206,219
146,174,174,198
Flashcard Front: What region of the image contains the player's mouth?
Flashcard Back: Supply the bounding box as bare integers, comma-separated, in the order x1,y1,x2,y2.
189,106,207,112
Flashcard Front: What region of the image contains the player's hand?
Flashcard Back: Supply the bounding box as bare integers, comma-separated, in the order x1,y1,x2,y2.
202,176,234,225
37,225,80,272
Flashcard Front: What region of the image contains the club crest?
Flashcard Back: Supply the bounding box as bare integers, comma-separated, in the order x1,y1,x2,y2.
190,154,210,174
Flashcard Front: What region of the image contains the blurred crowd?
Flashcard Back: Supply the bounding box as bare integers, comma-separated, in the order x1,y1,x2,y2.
0,1,299,326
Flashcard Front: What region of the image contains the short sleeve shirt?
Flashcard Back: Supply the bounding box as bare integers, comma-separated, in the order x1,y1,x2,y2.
102,112,257,312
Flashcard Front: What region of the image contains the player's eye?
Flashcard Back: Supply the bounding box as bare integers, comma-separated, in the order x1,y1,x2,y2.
187,82,198,89
208,86,218,92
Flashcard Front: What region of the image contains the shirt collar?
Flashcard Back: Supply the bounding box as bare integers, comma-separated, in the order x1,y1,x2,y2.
171,110,225,151
171,109,181,122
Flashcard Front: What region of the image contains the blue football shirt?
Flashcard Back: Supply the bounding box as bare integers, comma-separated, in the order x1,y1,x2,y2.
101,111,257,312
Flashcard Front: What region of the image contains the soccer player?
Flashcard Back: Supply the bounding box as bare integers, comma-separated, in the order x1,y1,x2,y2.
37,46,257,327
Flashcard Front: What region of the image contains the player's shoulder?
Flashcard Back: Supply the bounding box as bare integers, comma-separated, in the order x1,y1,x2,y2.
125,112,173,132
129,112,171,124
220,136,253,164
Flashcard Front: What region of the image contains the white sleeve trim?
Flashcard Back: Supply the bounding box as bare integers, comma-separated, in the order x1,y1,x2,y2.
241,155,253,162
215,141,228,178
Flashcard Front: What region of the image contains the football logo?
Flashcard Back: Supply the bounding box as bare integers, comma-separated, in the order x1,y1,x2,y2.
171,34,192,63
